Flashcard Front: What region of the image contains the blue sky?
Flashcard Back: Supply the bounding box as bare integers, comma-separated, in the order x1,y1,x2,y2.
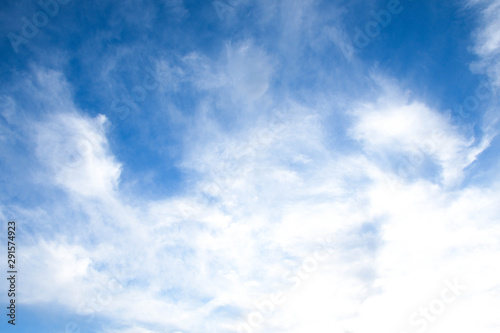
1,0,500,332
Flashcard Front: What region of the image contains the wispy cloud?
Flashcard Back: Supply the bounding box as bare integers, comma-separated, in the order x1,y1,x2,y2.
1,1,500,333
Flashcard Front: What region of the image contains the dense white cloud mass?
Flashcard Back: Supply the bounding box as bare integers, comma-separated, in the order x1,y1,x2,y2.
1,1,500,333
10,62,499,333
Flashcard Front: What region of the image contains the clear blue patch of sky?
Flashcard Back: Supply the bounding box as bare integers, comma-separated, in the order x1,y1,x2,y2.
349,0,484,115
0,303,106,333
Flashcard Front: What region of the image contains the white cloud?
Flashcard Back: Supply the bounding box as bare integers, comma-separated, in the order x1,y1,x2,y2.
5,28,500,332
35,112,121,199
22,83,499,333
350,80,491,186
180,40,274,105
469,0,500,87
226,41,274,102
